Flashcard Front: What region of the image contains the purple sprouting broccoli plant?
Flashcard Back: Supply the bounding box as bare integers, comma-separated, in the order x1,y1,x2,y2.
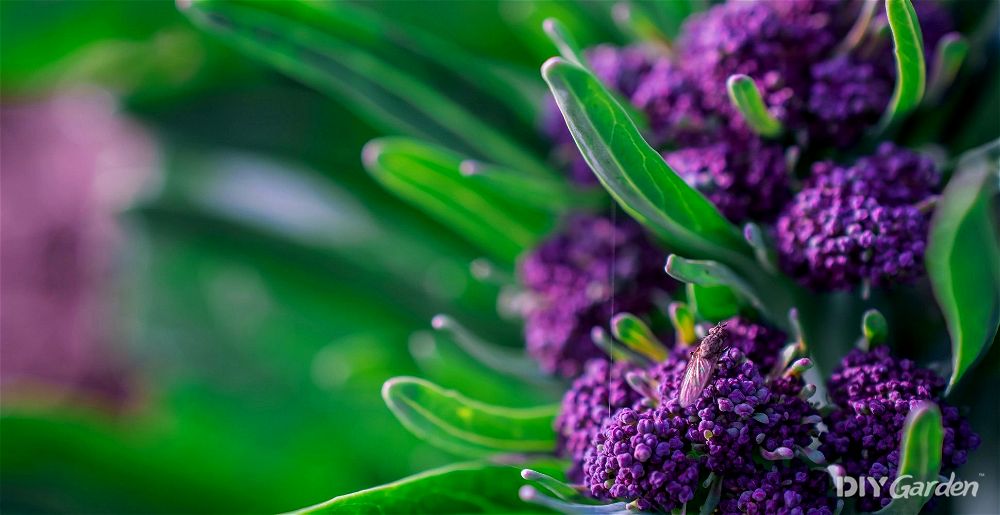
183,0,998,512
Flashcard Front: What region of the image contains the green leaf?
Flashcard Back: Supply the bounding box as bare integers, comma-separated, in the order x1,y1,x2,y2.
458,160,604,214
541,57,752,266
303,0,545,129
666,255,768,321
925,32,969,105
686,283,742,322
543,18,586,67
668,302,697,345
726,74,783,138
926,144,1000,395
382,377,559,456
878,0,926,130
293,459,564,514
875,402,944,515
610,313,669,361
181,0,552,177
363,137,554,263
611,3,669,45
861,309,889,347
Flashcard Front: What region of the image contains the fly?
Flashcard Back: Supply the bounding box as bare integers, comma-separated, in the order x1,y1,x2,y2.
678,322,730,407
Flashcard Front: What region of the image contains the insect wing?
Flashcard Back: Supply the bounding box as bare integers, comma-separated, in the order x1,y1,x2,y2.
679,355,714,407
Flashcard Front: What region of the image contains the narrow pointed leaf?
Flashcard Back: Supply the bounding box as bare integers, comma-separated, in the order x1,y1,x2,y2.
669,302,697,345
382,377,558,456
364,138,554,263
686,283,742,322
612,3,668,44
292,459,565,514
726,74,783,138
304,0,547,128
925,33,969,105
611,313,668,361
861,309,889,347
878,0,926,130
925,144,1000,395
665,255,769,321
875,402,944,515
181,0,552,177
459,160,604,213
431,315,548,383
542,58,752,266
543,18,587,67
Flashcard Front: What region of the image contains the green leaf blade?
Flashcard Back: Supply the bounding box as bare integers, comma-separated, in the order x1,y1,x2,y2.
181,0,552,177
874,402,944,515
925,146,1000,395
382,377,559,457
541,57,751,266
726,74,783,138
879,0,927,129
293,459,565,514
364,138,554,263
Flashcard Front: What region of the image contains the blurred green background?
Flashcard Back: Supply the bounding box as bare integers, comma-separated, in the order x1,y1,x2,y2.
0,1,589,512
2,1,998,514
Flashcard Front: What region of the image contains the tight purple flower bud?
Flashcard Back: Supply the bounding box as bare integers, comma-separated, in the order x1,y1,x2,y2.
663,135,791,223
518,215,672,376
555,359,642,480
723,317,788,372
821,346,980,512
583,408,700,512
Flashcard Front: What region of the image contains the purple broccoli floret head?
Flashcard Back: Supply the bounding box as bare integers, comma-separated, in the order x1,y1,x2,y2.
518,214,672,376
555,358,643,479
775,144,938,291
821,346,980,512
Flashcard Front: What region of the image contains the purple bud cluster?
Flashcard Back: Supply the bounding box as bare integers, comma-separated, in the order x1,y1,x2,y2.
663,348,819,476
584,407,700,512
723,316,788,372
582,334,830,511
664,136,791,222
806,1,956,148
555,358,642,479
518,215,671,376
821,346,980,512
676,1,838,126
631,60,717,148
775,144,937,290
806,56,892,148
718,462,835,515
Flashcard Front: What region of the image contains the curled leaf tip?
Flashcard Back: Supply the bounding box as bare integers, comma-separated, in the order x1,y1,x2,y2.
430,314,451,330
726,74,783,138
862,309,889,347
361,140,384,170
